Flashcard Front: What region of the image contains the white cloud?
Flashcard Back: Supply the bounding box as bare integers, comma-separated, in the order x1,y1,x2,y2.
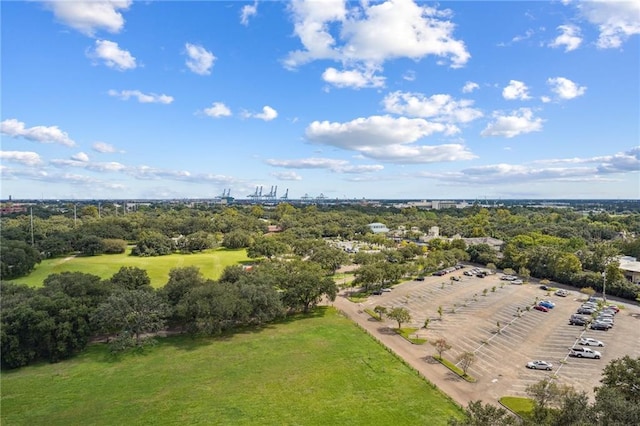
266,157,384,174
251,106,278,121
549,24,583,51
43,0,131,36
547,77,587,100
402,70,416,81
579,0,640,48
481,108,544,138
185,43,215,75
92,141,119,153
462,81,479,93
382,91,483,124
305,115,474,163
502,80,531,100
1,118,76,147
240,1,258,26
72,152,90,162
0,151,43,166
271,171,303,181
322,67,385,89
90,40,136,70
108,89,173,104
541,96,552,103
285,0,470,70
51,159,127,173
204,102,232,118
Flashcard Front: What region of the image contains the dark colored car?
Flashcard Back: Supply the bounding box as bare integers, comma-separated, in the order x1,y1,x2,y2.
590,322,610,331
416,276,425,281
534,305,549,312
569,316,589,326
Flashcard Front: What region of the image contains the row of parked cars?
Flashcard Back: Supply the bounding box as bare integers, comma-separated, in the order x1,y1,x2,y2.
500,274,523,285
569,297,620,331
432,264,466,276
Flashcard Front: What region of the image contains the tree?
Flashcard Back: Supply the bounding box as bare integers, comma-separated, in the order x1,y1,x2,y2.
580,286,596,297
102,238,127,254
309,245,349,274
77,235,106,256
433,338,451,360
247,236,289,259
222,230,253,249
423,317,430,329
110,266,152,291
387,307,411,329
0,239,41,279
457,351,476,375
526,377,569,422
448,400,518,426
92,290,170,349
132,231,175,256
373,305,387,320
279,261,338,313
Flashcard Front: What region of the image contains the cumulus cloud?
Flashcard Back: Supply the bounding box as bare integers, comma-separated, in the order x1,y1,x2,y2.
462,81,479,93
108,89,173,104
481,108,543,138
594,146,640,173
547,77,587,100
92,141,119,153
204,102,232,118
185,43,215,75
89,40,136,70
245,106,278,121
0,151,44,166
1,118,76,147
50,159,127,173
71,152,90,162
271,171,303,181
285,0,470,70
549,24,583,51
502,80,531,100
578,0,640,48
382,91,483,125
240,1,258,26
305,115,474,163
43,0,131,36
322,67,385,89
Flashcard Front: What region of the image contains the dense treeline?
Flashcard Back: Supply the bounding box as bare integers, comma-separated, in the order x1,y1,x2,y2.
1,257,339,369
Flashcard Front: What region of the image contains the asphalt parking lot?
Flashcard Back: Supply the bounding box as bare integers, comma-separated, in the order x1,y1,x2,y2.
362,268,640,401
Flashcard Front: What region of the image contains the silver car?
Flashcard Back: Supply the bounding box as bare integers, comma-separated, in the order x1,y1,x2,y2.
526,360,553,370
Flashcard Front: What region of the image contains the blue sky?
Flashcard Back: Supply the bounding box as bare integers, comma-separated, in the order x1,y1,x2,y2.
1,0,639,200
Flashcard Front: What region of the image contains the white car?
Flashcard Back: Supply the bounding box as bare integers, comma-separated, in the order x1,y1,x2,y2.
569,347,602,359
526,360,553,370
578,337,604,347
555,289,569,297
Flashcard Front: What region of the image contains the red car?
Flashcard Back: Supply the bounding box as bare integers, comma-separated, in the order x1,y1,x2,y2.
605,305,620,313
534,304,549,312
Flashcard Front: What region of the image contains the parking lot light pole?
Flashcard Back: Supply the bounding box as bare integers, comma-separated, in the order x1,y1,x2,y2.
602,271,607,302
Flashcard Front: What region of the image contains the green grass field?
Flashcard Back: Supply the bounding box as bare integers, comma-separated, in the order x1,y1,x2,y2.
1,307,463,426
8,248,251,288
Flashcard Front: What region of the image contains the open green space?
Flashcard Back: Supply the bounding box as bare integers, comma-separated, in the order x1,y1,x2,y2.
8,248,250,288
499,396,534,419
1,307,463,426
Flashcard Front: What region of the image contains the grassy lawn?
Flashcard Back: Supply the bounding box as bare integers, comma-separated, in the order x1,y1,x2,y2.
7,248,250,288
1,307,463,426
499,396,534,419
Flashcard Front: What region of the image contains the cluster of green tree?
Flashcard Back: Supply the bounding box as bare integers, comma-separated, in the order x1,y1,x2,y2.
1,258,338,369
450,355,640,425
2,203,639,299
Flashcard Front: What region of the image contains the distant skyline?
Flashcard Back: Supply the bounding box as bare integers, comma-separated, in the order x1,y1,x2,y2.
1,0,639,200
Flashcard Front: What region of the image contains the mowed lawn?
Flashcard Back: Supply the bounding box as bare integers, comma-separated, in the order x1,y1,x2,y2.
8,248,250,288
1,308,463,426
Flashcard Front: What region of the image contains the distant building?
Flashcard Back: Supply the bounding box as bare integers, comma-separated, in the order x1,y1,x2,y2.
618,256,640,284
368,222,390,234
0,203,27,215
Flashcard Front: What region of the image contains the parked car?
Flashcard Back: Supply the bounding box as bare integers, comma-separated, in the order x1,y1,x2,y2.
511,279,524,285
416,276,425,281
590,322,611,331
569,347,602,359
605,305,620,313
534,304,549,312
477,273,486,278
371,290,382,295
539,300,555,309
578,337,604,347
501,275,516,281
595,318,614,327
577,307,596,315
569,316,589,326
540,284,551,290
382,288,392,292
451,276,461,281
527,360,553,370
464,271,474,276
555,289,569,297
